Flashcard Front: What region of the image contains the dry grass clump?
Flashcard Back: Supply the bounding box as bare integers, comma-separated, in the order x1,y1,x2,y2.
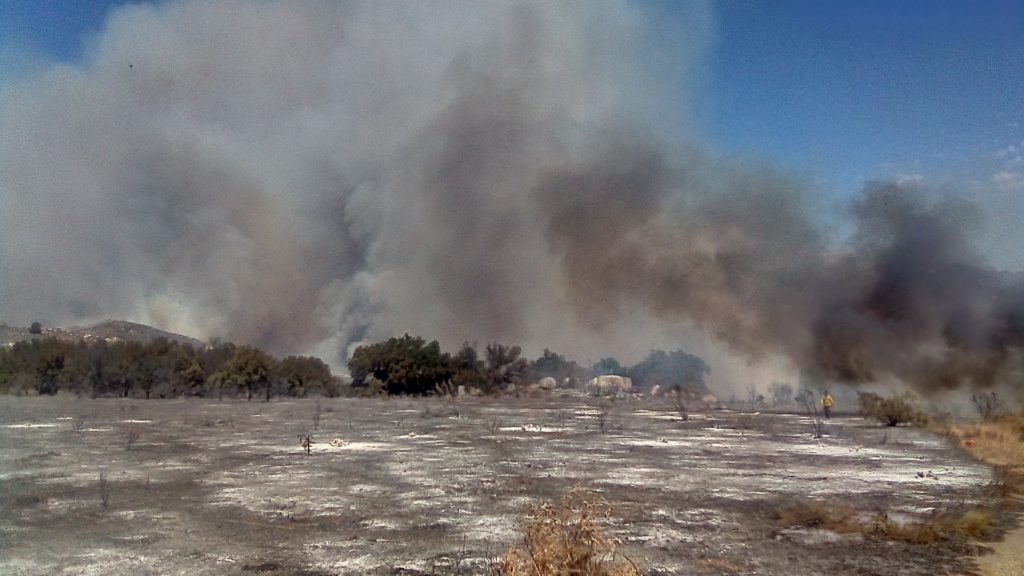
773,499,861,533
874,508,993,544
500,492,641,576
122,423,144,450
873,513,947,545
774,497,993,544
956,509,994,538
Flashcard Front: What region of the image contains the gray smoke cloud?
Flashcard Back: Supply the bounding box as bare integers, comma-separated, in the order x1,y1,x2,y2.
1,0,1020,393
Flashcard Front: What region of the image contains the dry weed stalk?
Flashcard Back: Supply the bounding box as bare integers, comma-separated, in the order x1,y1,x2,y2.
298,433,313,455
500,492,641,576
123,423,143,450
99,472,110,508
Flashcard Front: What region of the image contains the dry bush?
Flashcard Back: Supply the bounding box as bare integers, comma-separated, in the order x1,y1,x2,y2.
873,508,992,544
70,415,86,433
298,433,313,455
122,423,144,450
873,513,946,545
956,509,993,538
772,498,860,533
971,392,1006,420
99,472,110,508
979,464,1024,498
500,492,641,576
858,392,930,427
774,498,992,544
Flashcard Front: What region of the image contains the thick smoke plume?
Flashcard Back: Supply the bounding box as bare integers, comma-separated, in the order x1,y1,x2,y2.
1,1,1021,393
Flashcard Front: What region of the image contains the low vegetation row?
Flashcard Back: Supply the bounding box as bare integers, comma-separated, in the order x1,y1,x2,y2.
347,334,710,397
0,337,336,399
0,331,711,400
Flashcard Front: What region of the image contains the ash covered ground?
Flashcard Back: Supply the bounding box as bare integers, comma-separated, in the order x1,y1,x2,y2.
0,395,1009,575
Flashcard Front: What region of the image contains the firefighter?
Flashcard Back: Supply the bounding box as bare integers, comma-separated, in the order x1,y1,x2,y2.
822,390,835,419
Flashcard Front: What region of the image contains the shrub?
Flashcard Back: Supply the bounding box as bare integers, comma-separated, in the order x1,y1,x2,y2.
298,433,313,455
873,508,992,543
858,392,930,427
773,497,992,544
348,334,454,395
971,392,1005,420
500,492,641,576
99,472,110,508
873,513,945,545
956,509,993,538
123,423,143,450
772,498,859,533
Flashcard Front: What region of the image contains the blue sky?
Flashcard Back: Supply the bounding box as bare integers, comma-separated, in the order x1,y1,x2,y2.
704,0,1024,195
2,0,1022,198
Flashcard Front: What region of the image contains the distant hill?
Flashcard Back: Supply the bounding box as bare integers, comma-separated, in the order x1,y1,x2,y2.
0,320,206,348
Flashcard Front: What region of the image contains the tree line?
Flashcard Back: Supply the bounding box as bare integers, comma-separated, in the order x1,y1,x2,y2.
0,337,339,399
348,334,710,397
0,332,711,399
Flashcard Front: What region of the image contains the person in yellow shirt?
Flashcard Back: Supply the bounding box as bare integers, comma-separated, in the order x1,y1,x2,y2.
822,391,835,419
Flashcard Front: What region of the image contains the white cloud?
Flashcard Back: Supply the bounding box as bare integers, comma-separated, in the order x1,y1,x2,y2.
993,170,1024,191
895,172,924,186
992,142,1023,169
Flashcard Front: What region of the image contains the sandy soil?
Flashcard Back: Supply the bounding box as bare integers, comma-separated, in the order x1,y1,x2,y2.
979,496,1024,576
0,395,1013,575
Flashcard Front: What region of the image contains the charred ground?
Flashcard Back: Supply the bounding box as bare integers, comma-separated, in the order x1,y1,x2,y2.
0,395,1013,576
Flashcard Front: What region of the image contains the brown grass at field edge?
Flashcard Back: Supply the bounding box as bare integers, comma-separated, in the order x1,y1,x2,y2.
947,414,1024,495
771,497,995,545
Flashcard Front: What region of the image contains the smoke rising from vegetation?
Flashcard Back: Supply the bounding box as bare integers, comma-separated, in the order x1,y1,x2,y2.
0,1,1020,392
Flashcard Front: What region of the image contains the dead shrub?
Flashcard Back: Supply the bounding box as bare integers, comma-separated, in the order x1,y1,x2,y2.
874,508,993,544
986,465,1024,497
672,394,688,422
858,392,930,427
873,513,946,545
956,508,993,538
17,490,51,507
298,433,313,455
70,415,86,433
122,423,143,450
773,497,992,544
772,498,859,533
971,391,1006,420
99,472,110,508
500,492,641,576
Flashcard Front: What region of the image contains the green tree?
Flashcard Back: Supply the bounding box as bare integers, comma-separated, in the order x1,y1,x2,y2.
592,357,623,377
626,349,710,395
35,339,67,395
528,348,584,387
450,342,487,393
483,343,527,394
348,334,453,396
221,346,277,401
276,355,332,397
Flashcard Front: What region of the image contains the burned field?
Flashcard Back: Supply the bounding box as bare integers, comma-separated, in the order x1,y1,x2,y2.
0,395,1009,575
